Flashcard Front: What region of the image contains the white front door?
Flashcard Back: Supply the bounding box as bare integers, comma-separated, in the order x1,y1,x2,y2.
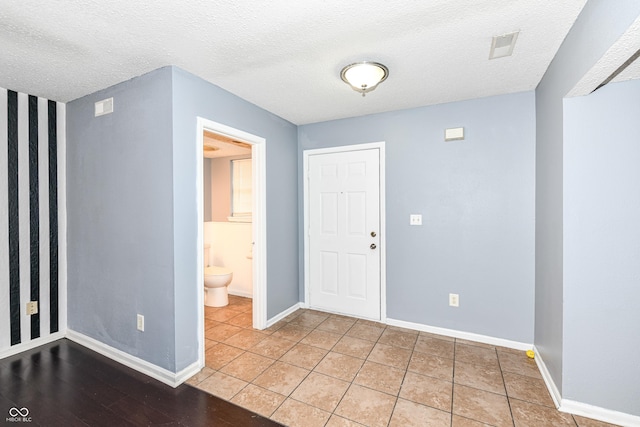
308,148,380,320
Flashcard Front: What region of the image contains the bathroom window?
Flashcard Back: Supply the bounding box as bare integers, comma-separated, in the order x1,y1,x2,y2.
229,158,252,222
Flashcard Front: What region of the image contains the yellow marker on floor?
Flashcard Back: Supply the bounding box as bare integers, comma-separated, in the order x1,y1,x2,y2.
526,350,535,359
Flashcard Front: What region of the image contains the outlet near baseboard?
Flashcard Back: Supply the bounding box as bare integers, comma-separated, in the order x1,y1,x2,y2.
137,314,145,332
449,293,459,307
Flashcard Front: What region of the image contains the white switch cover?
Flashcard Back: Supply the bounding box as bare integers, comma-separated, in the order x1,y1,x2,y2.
410,214,422,225
137,314,145,331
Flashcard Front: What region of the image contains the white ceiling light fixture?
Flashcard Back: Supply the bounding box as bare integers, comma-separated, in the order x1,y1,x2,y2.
489,31,520,59
340,61,389,96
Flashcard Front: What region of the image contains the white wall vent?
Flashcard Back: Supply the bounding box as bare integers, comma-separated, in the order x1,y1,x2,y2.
445,127,465,141
95,97,114,117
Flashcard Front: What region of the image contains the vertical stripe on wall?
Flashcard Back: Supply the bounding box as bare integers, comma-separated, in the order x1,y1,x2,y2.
48,100,58,333
2,88,61,350
0,89,8,349
37,97,50,337
8,90,20,345
29,95,40,339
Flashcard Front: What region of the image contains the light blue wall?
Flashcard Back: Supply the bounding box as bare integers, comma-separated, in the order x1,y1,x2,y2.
66,67,177,370
563,79,640,415
299,92,536,343
67,66,298,372
171,67,299,369
534,0,640,393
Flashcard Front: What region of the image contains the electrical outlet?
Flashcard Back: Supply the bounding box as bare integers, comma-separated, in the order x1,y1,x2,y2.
410,214,422,225
449,293,459,307
137,314,145,332
26,301,38,315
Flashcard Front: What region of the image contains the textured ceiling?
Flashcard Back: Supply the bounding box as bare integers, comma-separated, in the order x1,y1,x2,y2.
0,0,599,124
569,15,640,97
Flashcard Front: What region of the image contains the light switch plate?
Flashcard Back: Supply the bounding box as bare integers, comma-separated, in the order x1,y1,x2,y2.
410,214,422,225
137,314,145,332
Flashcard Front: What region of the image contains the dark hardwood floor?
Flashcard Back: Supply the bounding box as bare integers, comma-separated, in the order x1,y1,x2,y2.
0,339,283,426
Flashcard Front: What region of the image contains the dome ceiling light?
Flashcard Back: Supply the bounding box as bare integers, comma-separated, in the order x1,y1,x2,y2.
340,61,389,96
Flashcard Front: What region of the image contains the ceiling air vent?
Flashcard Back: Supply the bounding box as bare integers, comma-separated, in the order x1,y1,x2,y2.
489,31,519,60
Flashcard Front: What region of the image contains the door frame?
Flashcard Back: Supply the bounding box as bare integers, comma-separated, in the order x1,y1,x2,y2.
303,141,386,322
196,118,268,367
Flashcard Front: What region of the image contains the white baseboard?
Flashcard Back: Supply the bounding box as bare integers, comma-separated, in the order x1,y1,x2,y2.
532,346,562,408
174,359,204,387
66,330,199,388
0,331,66,360
386,318,532,351
266,302,303,327
560,399,640,427
534,346,640,427
228,289,253,298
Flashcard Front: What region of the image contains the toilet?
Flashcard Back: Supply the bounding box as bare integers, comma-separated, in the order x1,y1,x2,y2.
203,244,233,307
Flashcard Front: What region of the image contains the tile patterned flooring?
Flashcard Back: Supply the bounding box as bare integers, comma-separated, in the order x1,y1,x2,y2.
187,296,618,427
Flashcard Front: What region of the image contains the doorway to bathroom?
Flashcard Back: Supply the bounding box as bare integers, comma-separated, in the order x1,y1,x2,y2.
196,118,267,367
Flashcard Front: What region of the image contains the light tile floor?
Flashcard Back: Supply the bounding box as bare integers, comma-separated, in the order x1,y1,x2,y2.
187,295,619,427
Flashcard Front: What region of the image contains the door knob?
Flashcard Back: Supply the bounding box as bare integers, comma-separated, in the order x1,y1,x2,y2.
370,231,377,237
370,243,377,250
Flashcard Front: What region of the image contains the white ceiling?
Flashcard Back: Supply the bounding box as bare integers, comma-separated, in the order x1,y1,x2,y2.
568,15,640,97
2,0,628,125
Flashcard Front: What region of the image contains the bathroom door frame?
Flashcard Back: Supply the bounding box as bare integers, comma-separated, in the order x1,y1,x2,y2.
196,117,267,366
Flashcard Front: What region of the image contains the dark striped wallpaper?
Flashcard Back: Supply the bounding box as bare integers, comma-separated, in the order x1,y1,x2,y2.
1,88,62,351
